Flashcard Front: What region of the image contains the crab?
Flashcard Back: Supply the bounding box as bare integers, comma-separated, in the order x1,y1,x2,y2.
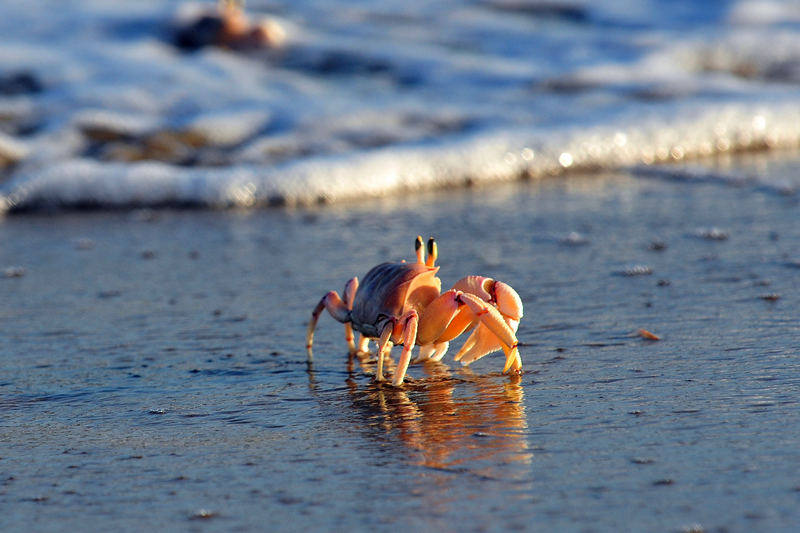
306,236,524,386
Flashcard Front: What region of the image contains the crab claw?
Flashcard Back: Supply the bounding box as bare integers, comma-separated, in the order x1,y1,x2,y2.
453,276,523,327
457,292,521,375
503,343,522,374
454,324,521,373
452,275,493,302
453,323,497,365
495,282,523,373
494,281,524,325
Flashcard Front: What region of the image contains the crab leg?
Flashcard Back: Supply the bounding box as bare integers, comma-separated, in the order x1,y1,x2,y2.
356,334,371,354
391,310,419,386
375,324,394,381
342,277,359,354
306,290,351,360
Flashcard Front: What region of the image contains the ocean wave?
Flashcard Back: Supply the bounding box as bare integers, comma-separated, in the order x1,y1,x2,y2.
2,1,800,211
3,101,798,212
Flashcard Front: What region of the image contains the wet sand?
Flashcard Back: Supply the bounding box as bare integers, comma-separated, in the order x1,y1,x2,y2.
1,153,799,532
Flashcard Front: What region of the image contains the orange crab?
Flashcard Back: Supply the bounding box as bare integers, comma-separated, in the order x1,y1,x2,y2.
306,237,523,385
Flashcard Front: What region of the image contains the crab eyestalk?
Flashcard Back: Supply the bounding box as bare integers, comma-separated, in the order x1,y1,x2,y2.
425,237,438,267
415,235,425,264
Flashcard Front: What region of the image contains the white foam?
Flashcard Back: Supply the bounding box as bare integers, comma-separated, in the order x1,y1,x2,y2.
0,132,29,164
183,109,272,147
3,101,799,212
728,0,800,25
72,109,161,138
2,1,800,212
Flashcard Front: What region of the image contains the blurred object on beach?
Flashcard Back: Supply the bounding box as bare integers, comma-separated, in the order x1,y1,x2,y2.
637,328,661,341
173,1,286,51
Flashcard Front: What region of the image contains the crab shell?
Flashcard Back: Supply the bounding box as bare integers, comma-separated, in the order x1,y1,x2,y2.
350,262,440,339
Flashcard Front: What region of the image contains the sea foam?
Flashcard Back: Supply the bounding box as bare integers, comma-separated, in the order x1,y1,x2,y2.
2,0,800,211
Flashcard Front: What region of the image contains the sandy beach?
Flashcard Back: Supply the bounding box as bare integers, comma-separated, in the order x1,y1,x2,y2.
2,151,798,531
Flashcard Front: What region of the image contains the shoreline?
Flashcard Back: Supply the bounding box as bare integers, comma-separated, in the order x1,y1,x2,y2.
3,104,800,214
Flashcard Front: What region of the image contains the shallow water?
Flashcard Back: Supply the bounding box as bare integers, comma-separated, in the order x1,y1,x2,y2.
2,154,799,531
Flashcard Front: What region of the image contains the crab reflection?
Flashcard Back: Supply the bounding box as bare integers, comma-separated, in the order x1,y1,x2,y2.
345,352,532,477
